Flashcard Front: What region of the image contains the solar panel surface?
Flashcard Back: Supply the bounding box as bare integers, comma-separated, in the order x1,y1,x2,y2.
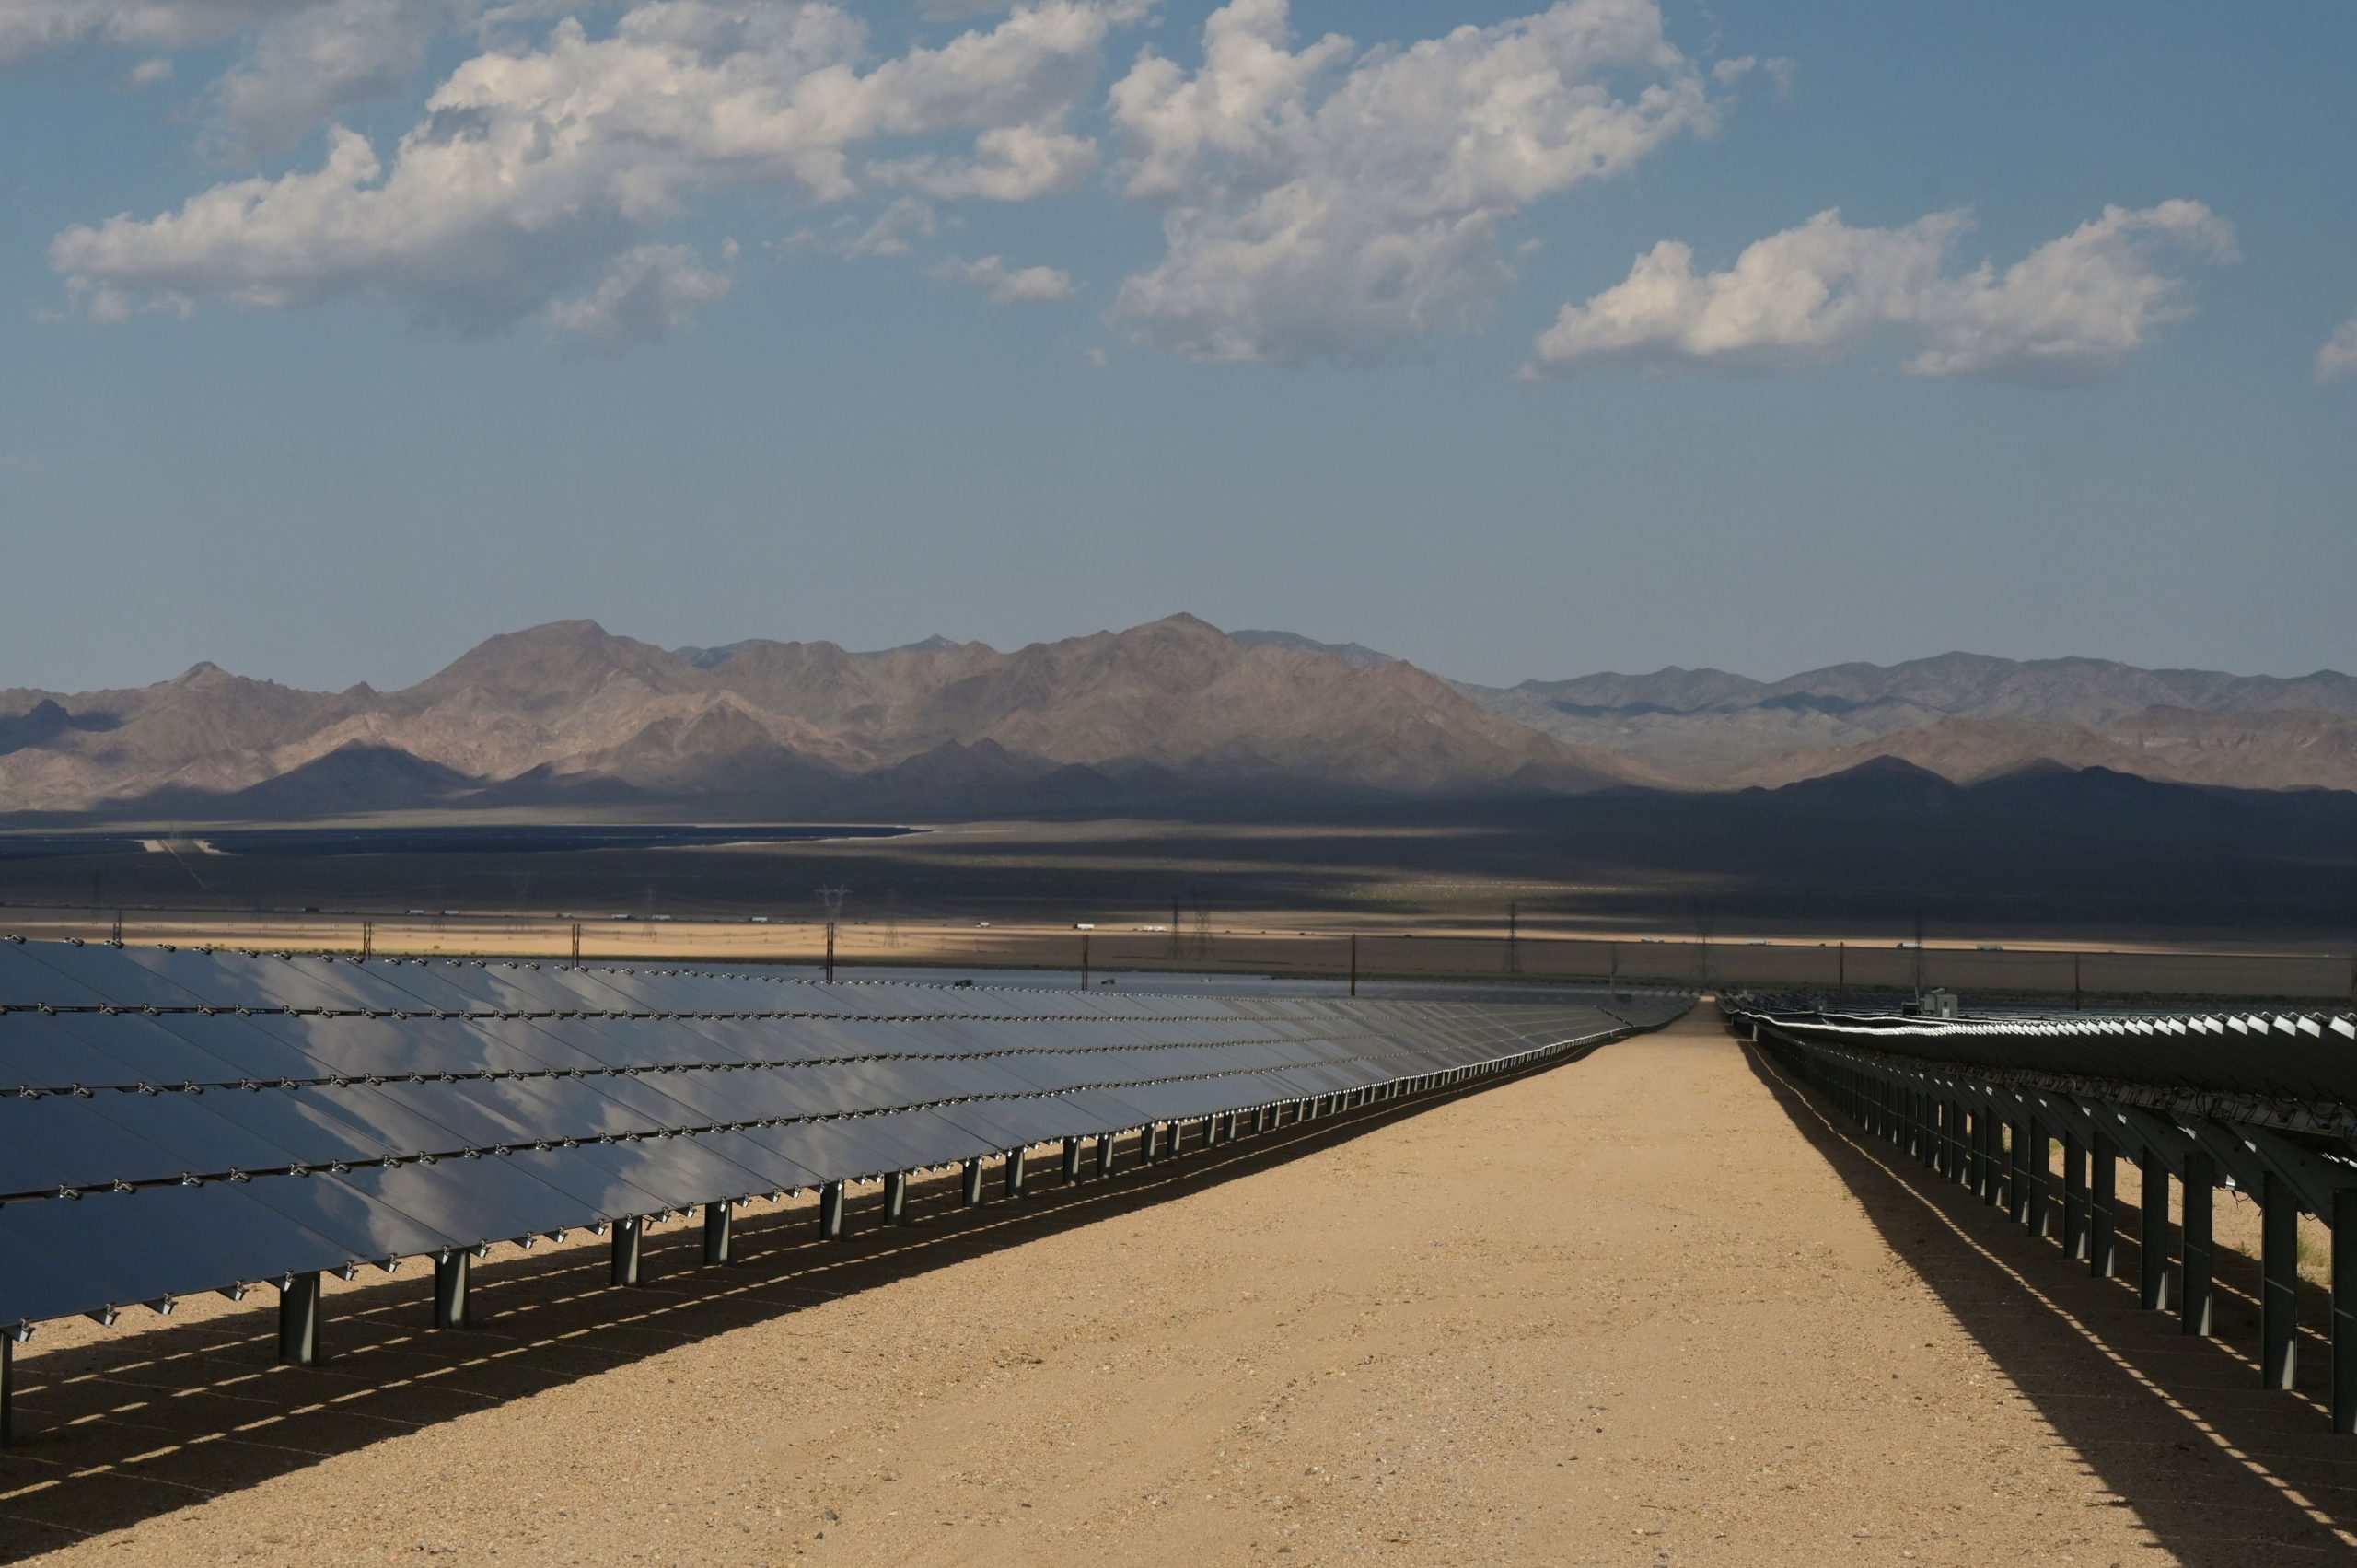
0,939,1686,1330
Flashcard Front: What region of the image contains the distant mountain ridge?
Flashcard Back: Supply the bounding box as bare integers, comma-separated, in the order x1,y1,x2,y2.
0,615,1636,819
1454,649,2357,791
1,624,2351,821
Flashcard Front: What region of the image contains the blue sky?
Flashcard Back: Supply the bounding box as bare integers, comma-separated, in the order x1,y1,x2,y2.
1,0,2351,694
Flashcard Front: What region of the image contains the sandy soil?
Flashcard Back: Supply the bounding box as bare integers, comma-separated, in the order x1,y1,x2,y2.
6,1013,2352,1565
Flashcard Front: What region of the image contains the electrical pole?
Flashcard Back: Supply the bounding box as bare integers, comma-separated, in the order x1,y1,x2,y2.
1349,932,1358,996
818,886,849,982
1081,932,1090,990
1506,901,1520,976
1912,910,1926,998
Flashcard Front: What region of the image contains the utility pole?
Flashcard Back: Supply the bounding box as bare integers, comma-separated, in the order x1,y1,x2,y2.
2073,950,2084,1012
1505,901,1520,976
1837,941,1846,1002
570,922,582,966
1081,932,1090,990
1349,932,1358,996
361,919,374,961
1912,910,1926,998
818,886,849,982
1170,894,1182,961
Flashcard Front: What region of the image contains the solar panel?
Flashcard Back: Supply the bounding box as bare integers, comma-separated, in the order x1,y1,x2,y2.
0,939,1688,1339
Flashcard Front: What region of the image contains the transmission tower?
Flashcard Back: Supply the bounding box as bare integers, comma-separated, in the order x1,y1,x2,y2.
817,885,850,981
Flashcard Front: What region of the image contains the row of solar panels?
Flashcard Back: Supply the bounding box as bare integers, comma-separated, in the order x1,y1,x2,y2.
0,937,1361,1020
0,943,1687,1330
1733,1005,2357,1108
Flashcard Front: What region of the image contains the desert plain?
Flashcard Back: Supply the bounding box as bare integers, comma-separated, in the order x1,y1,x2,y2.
5,1007,2351,1565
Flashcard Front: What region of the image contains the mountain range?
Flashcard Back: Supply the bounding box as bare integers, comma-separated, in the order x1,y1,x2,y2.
0,616,2351,821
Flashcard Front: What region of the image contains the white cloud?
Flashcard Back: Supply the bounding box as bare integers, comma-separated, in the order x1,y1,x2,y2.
1106,0,1730,366
2317,312,2357,383
0,0,296,64
930,253,1074,303
1526,200,2236,387
205,0,470,157
127,55,175,86
544,241,734,353
49,0,1136,336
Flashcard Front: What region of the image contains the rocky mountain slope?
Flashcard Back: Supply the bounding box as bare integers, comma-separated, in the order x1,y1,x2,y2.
0,616,1637,819
3,623,2351,821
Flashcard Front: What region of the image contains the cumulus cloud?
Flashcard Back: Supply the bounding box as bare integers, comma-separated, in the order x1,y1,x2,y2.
545,241,734,353
49,0,1136,339
127,55,175,86
0,0,296,64
2317,312,2357,383
1526,200,2236,386
1106,0,1731,365
930,253,1074,303
205,0,471,157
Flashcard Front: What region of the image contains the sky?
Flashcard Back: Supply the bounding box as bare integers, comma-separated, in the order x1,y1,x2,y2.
0,0,2351,694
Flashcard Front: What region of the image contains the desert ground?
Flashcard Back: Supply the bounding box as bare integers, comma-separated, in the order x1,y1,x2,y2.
6,1008,2351,1564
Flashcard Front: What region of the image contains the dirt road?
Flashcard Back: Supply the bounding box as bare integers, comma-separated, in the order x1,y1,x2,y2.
7,1011,2341,1564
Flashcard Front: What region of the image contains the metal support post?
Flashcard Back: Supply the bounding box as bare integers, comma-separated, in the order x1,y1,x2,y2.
820,1180,847,1237
2181,1151,2214,1337
884,1171,910,1225
0,1334,11,1447
2090,1131,2118,1279
2262,1173,2300,1390
278,1272,322,1365
2026,1118,2051,1239
1965,1108,1983,1194
1139,1124,1158,1164
1004,1148,1028,1200
2010,1116,2033,1228
703,1202,734,1265
2336,1189,2357,1434
1096,1135,1115,1179
2061,1132,2088,1261
1063,1137,1084,1181
963,1158,986,1205
2139,1154,2170,1311
611,1217,644,1287
434,1250,472,1329
1982,1112,2005,1207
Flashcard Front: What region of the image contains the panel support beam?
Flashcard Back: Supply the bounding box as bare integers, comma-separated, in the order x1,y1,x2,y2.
278,1272,322,1365
2337,1189,2357,1436
703,1202,734,1266
2090,1131,2118,1280
610,1217,644,1288
2140,1154,2171,1312
2261,1173,2299,1389
962,1158,986,1205
1004,1148,1028,1200
884,1171,910,1225
434,1250,471,1329
819,1181,847,1238
2181,1151,2215,1338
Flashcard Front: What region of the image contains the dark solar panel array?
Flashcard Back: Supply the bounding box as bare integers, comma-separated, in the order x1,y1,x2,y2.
0,940,1685,1331
1729,1005,2357,1110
